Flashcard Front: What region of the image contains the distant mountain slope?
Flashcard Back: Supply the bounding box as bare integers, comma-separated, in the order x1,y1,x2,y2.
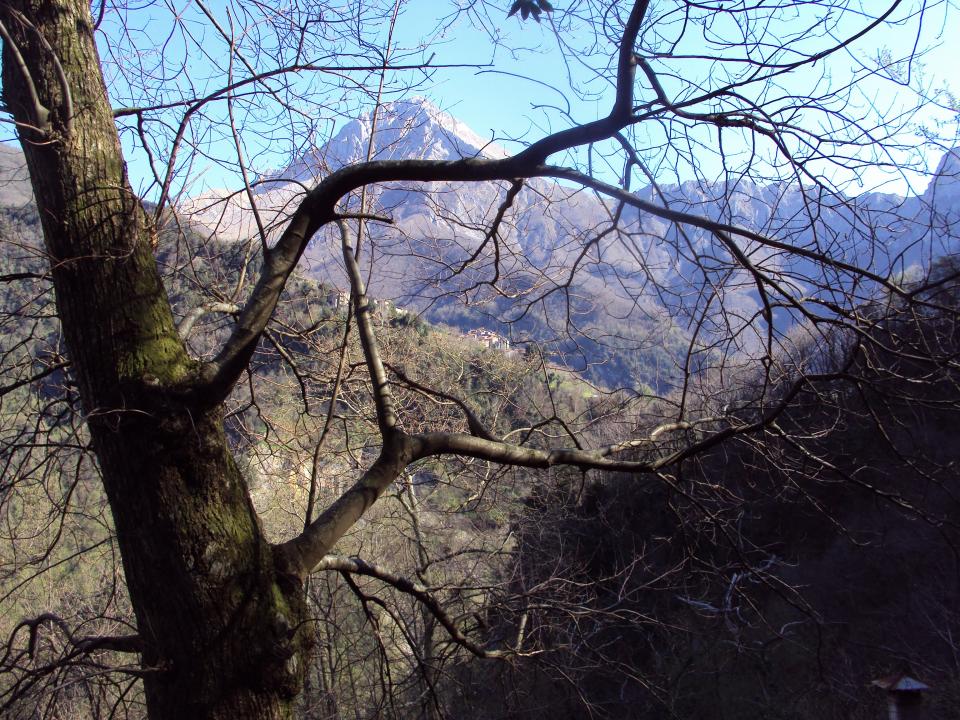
0,143,34,208
923,145,960,228
179,98,960,389
4,105,959,391
0,144,45,279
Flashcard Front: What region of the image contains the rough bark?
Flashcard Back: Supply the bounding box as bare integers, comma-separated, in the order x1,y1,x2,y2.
1,2,308,717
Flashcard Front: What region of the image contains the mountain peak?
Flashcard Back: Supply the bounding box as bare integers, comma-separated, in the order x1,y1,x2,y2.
383,94,437,111
924,146,960,198
274,97,508,183
933,146,960,177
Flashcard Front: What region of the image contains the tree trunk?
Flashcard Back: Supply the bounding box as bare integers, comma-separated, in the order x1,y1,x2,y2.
1,2,308,717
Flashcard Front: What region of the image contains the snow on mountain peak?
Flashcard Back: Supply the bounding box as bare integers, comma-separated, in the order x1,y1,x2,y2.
276,97,508,184
185,97,512,242
393,96,510,159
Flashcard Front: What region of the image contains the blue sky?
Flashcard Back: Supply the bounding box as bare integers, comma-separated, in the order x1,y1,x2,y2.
4,1,955,198
128,0,960,198
393,0,959,195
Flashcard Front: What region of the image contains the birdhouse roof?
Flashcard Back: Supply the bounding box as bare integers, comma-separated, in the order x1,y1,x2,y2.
871,674,931,692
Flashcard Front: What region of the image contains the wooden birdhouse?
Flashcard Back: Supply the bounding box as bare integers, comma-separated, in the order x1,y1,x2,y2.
871,673,932,720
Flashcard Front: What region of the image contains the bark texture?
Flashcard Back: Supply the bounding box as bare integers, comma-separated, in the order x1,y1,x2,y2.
1,2,308,717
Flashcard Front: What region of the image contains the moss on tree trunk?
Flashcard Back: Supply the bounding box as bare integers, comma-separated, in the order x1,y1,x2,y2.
1,1,310,716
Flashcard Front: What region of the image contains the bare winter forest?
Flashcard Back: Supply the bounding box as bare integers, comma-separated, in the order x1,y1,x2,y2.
1,1,960,718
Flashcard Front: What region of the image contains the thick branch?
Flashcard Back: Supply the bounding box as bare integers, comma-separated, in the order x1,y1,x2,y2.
199,149,798,402
0,15,49,133
546,166,905,294
10,613,142,661
339,219,399,437
0,360,68,398
411,431,663,473
277,438,415,579
177,301,240,341
513,0,650,164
